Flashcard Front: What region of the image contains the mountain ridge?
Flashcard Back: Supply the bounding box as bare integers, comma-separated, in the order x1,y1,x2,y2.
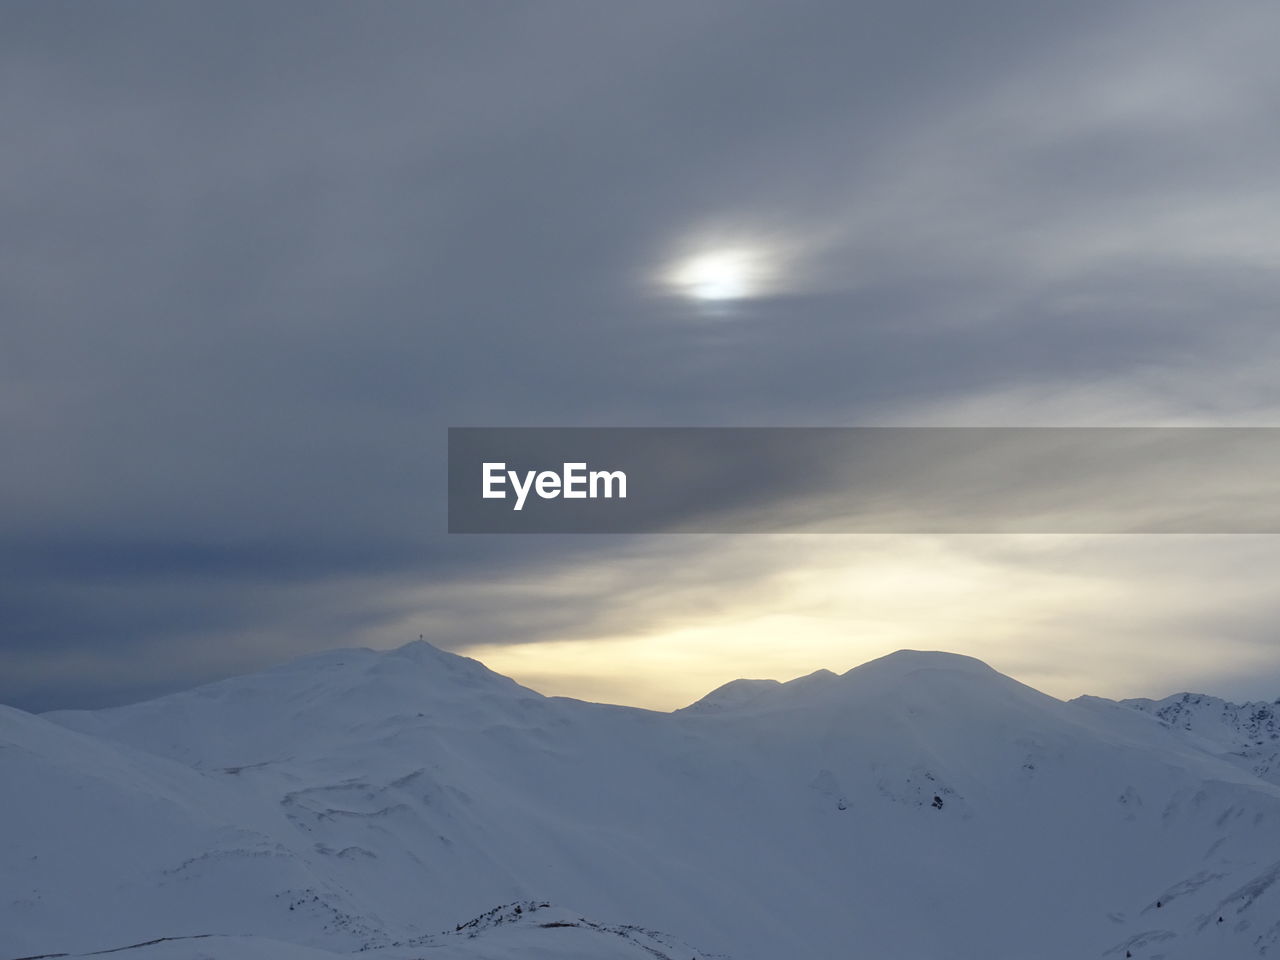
7,640,1280,960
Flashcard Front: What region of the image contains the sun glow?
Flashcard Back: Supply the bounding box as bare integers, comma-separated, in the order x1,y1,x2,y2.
665,247,773,302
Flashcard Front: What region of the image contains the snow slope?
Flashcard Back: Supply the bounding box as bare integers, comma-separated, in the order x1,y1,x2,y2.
47,902,716,960
4,642,1280,960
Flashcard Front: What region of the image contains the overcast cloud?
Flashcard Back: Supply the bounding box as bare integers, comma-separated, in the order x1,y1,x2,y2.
4,0,1280,711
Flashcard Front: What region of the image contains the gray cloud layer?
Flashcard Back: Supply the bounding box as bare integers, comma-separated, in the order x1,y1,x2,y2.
4,0,1280,709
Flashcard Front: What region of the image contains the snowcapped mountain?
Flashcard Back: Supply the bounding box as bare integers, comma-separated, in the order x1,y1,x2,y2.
1119,692,1280,786
4,641,1280,960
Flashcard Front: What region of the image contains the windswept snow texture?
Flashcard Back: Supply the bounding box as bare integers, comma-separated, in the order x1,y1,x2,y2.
1121,692,1280,785
46,902,715,960
4,642,1280,960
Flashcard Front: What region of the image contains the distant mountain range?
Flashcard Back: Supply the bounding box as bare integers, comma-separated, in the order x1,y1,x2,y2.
4,641,1279,960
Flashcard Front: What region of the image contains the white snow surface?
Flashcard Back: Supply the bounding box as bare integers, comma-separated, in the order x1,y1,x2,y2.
47,902,714,960
3,641,1280,959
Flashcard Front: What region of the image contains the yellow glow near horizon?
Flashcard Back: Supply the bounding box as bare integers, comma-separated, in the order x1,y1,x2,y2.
456,539,1108,710
379,535,1280,713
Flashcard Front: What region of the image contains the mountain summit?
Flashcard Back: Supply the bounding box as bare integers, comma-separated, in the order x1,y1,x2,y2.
45,639,539,768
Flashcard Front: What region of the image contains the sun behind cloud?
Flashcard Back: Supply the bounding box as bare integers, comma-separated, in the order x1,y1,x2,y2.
661,242,783,303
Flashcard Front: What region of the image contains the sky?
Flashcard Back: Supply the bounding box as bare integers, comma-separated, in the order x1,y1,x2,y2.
4,0,1280,712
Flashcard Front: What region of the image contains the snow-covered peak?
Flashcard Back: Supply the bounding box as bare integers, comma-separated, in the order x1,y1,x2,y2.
258,638,520,688
842,647,999,679
45,639,541,768
680,648,1030,720
1124,691,1280,736
677,677,782,713
680,650,1008,716
1121,691,1280,785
